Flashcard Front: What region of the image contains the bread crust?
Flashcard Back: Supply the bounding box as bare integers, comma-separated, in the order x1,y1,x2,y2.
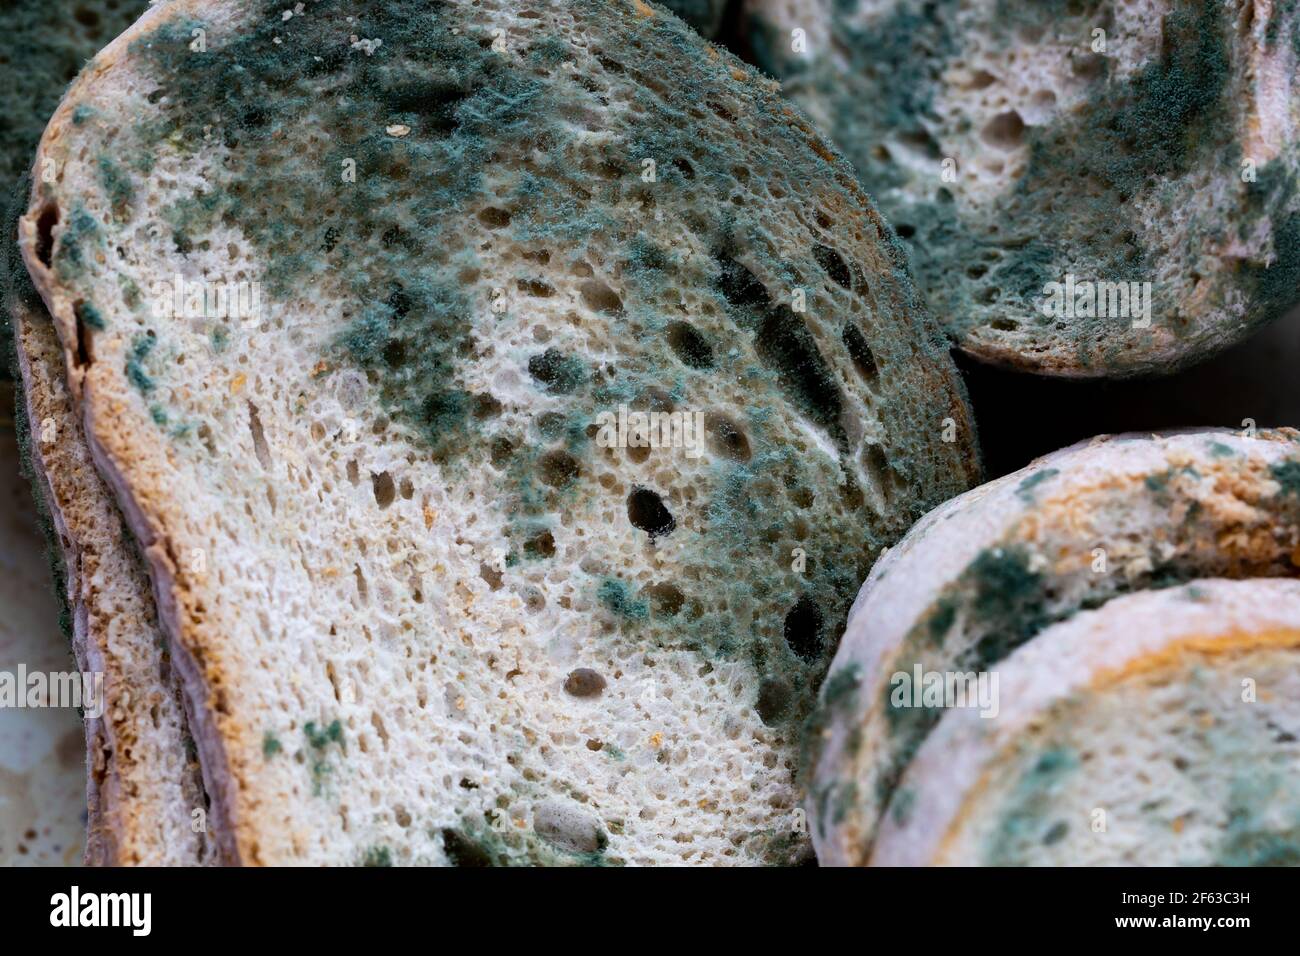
10,288,215,865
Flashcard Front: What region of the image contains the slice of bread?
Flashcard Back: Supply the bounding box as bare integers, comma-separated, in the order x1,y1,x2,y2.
808,428,1300,864
746,0,1300,377
0,386,86,866
18,0,980,864
871,579,1300,866
7,204,214,865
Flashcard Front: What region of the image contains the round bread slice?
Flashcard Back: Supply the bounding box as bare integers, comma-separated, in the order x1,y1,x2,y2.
807,427,1300,865
745,0,1300,377
871,579,1300,866
6,182,215,865
18,0,980,865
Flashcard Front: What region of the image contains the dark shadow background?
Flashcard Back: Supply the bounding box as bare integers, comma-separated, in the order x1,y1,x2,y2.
961,305,1300,480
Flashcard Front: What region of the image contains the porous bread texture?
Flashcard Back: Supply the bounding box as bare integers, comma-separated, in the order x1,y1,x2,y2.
746,0,1300,377
807,427,1300,865
7,236,215,864
0,397,86,867
20,0,980,865
871,579,1300,866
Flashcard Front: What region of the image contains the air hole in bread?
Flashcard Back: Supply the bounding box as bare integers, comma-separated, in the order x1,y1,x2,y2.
34,203,59,268
981,110,1025,150
477,207,512,228
472,393,503,419
247,402,272,470
863,444,894,504
528,348,585,393
579,280,623,315
666,321,714,369
704,413,751,462
538,449,579,487
517,278,555,297
755,677,792,724
523,587,546,612
644,581,684,616
524,529,556,559
813,244,852,289
754,306,845,445
371,471,396,509
627,487,675,537
563,668,606,697
783,596,824,662
479,563,503,591
489,435,515,469
842,323,878,385
1071,52,1105,82
71,301,95,367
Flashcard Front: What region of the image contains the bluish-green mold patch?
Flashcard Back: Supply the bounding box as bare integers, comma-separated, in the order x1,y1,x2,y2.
74,299,105,331
1271,459,1300,497
361,845,393,867
598,579,649,622
126,332,157,394
304,718,345,796
54,206,102,279
1218,774,1300,866
1015,468,1058,502
982,745,1079,866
